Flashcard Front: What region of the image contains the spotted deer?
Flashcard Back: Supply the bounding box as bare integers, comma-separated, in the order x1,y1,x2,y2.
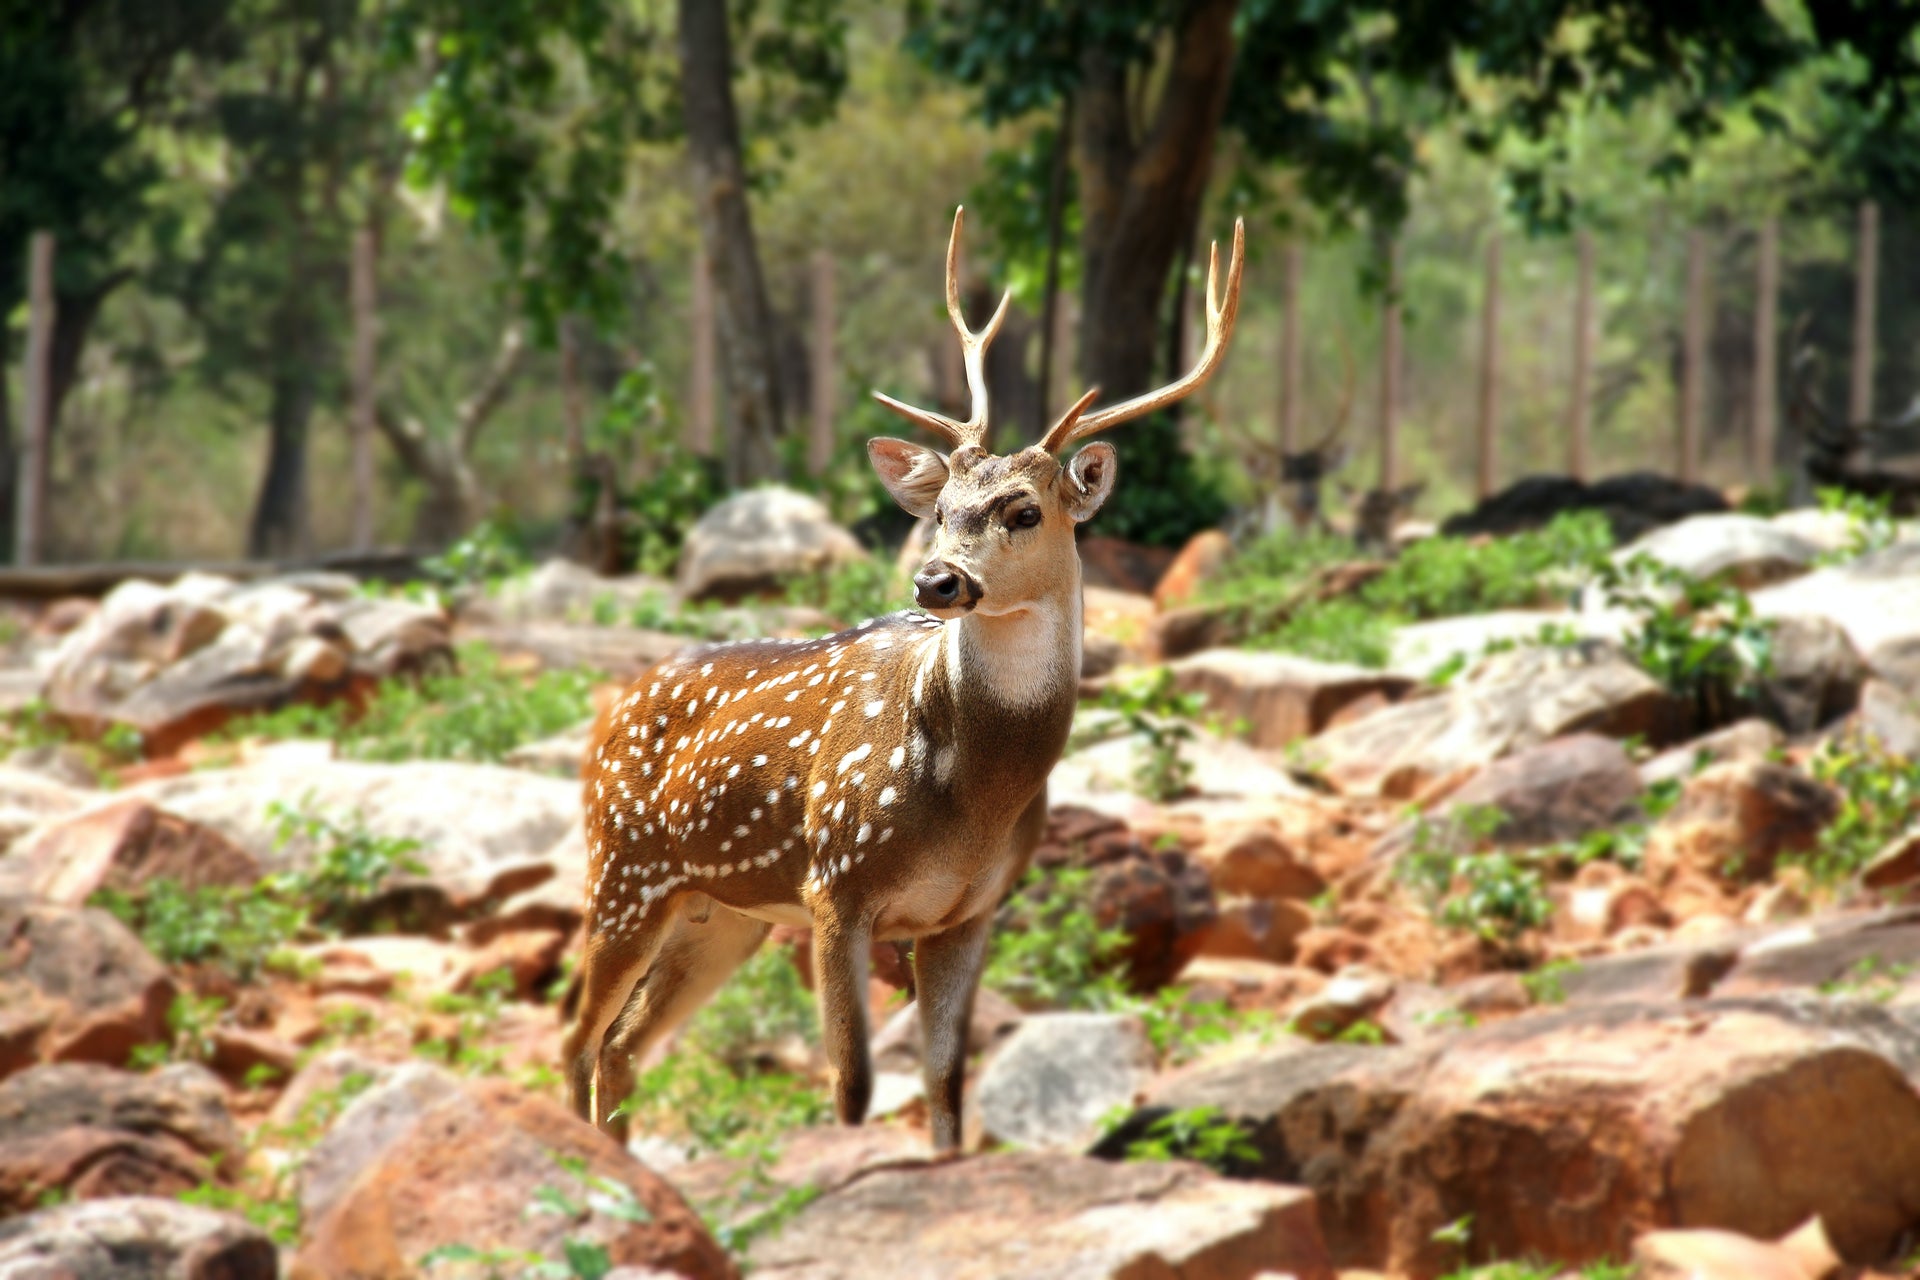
563,208,1244,1151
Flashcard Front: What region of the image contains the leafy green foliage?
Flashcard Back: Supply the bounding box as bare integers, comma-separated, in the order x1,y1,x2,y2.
219,643,594,764
1788,738,1920,887
1084,415,1232,549
420,1154,653,1279
1119,1105,1258,1173
268,802,428,930
780,558,911,631
93,879,307,984
680,945,819,1066
1090,667,1207,802
1816,486,1899,563
1596,556,1774,725
987,866,1131,1011
0,699,145,783
424,519,534,588
1398,805,1552,944
130,991,228,1069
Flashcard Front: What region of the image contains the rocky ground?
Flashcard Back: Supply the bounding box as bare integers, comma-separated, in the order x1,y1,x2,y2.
4,488,1920,1279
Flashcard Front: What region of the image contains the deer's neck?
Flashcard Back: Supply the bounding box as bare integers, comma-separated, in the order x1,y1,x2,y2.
946,562,1082,712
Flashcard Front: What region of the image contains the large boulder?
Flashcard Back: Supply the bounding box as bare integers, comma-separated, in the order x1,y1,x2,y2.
1617,513,1822,589
291,1068,732,1280
748,1152,1334,1280
130,760,581,920
1642,760,1837,886
0,1196,276,1280
677,487,865,602
0,797,260,905
1300,642,1686,798
1374,734,1644,858
0,899,174,1079
973,1013,1157,1150
1752,540,1920,660
1755,615,1870,733
43,573,451,754
1098,1000,1920,1277
0,1063,241,1213
1165,651,1413,750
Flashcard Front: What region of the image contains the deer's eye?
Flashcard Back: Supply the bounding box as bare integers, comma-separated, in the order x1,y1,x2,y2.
1012,507,1041,530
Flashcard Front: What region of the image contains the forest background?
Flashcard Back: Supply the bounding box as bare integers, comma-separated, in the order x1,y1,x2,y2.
4,0,1919,567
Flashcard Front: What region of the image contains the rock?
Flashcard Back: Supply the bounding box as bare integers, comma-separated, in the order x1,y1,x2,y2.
1618,513,1822,589
1051,719,1306,816
132,759,579,920
1861,827,1920,890
485,559,675,624
0,798,261,905
294,1069,730,1280
1301,642,1686,798
1857,677,1920,756
1166,651,1413,750
973,1013,1156,1150
1144,602,1247,662
1713,907,1920,1000
1191,898,1314,965
266,1049,388,1133
672,1124,932,1231
677,487,865,602
1755,615,1869,733
748,1151,1334,1280
1639,718,1784,788
0,769,89,854
1078,537,1177,596
869,989,1024,1074
451,926,569,1000
503,721,593,776
1387,608,1632,681
0,900,174,1077
1023,808,1217,992
1177,958,1326,1015
1100,999,1920,1274
1284,967,1397,1041
1631,1227,1826,1280
1441,471,1728,542
0,1064,241,1213
1193,825,1325,901
1378,735,1643,859
1752,540,1920,659
1153,530,1234,611
462,621,685,682
1642,761,1838,885
0,1196,277,1279
43,574,451,755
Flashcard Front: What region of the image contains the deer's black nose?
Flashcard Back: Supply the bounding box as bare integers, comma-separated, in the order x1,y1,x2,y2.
914,560,981,611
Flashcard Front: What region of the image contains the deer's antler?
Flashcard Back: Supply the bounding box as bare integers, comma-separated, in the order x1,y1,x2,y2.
871,207,1012,451
1040,217,1245,454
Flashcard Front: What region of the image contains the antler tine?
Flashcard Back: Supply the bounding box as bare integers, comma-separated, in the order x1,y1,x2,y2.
869,206,1008,451
1041,217,1246,454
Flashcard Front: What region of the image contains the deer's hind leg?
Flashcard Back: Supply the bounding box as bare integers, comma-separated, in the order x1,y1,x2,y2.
596,901,771,1142
563,904,678,1130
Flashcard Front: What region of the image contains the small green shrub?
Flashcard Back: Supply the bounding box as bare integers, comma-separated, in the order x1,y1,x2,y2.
219,643,595,764
1090,667,1206,802
681,944,820,1065
423,518,533,589
1117,1105,1258,1172
1131,986,1276,1064
1596,555,1773,725
1397,805,1551,943
268,801,427,928
129,991,229,1068
93,880,308,983
1790,738,1920,887
1816,486,1898,564
986,865,1131,1010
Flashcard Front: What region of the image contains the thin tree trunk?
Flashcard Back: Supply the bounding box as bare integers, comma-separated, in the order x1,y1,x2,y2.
1074,0,1237,403
1752,217,1779,482
0,357,14,562
679,0,784,486
1378,238,1402,492
1568,230,1593,481
1681,230,1707,485
1850,200,1879,424
808,250,835,476
1036,95,1073,437
249,364,319,558
1476,232,1501,500
350,226,378,550
18,233,54,566
1279,241,1301,457
688,247,716,455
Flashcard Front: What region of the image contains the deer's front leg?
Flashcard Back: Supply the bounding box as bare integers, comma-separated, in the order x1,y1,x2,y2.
913,909,994,1153
812,911,875,1127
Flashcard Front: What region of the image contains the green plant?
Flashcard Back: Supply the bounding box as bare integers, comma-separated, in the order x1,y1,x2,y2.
1089,667,1207,802
1257,597,1394,668
625,590,732,640
180,1180,302,1248
1819,955,1916,1003
420,1155,651,1279
1789,738,1920,887
1520,959,1579,1005
680,944,819,1066
424,517,533,589
417,967,517,1075
1129,987,1275,1064
0,698,146,781
93,879,308,983
1816,486,1898,563
781,557,910,630
986,865,1131,1010
267,801,428,928
1596,555,1774,726
130,991,228,1068
699,1134,825,1255
1118,1105,1259,1172
219,643,595,764
1397,805,1551,944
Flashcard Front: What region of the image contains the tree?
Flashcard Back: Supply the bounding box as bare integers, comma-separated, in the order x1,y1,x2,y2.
908,0,1920,543
387,0,847,490
0,0,238,553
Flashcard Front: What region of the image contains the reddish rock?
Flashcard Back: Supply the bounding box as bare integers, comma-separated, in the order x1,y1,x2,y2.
1192,897,1313,965
748,1151,1334,1280
1078,537,1176,596
1168,650,1414,751
292,1075,733,1280
1152,530,1235,611
452,926,569,1001
0,901,174,1078
3,797,261,905
206,1027,301,1088
1633,1223,1837,1280
1644,760,1838,885
1293,926,1377,974
1194,825,1328,901
1177,957,1326,1015
1862,826,1920,891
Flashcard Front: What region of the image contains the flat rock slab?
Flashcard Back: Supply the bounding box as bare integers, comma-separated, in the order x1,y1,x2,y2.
1165,651,1413,750
1619,513,1822,588
748,1152,1333,1280
0,1195,276,1280
1752,541,1920,658
129,759,580,913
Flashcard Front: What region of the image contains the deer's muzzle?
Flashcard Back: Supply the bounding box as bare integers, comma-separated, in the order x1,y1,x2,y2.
913,560,982,613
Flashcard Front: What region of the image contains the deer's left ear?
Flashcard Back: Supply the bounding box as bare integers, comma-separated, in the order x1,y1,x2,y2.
1061,442,1117,522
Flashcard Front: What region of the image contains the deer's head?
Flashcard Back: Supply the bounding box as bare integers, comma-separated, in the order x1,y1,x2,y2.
868,208,1244,619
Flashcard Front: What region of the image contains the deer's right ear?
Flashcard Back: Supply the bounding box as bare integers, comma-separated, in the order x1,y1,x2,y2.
868,438,950,519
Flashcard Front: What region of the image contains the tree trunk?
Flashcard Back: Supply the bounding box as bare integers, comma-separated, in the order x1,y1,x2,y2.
1075,0,1238,405
249,360,318,558
0,349,15,562
679,0,785,487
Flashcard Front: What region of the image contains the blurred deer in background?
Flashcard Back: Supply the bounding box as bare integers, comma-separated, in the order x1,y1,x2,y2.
562,208,1246,1152
1790,320,1920,513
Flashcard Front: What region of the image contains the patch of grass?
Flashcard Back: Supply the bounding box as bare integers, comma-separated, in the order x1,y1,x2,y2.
1397,805,1552,944
129,991,228,1068
1118,1104,1258,1172
1815,486,1898,564
987,866,1132,1011
1819,954,1915,1003
0,698,145,780
218,642,595,763
417,967,517,1076
1132,987,1277,1064
268,801,428,928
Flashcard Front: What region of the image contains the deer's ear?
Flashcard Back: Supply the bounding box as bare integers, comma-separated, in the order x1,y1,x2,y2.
1062,442,1117,522
1397,481,1427,505
869,438,949,519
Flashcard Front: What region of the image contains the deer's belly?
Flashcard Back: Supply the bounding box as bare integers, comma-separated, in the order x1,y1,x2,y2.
728,899,814,929
872,859,1019,940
